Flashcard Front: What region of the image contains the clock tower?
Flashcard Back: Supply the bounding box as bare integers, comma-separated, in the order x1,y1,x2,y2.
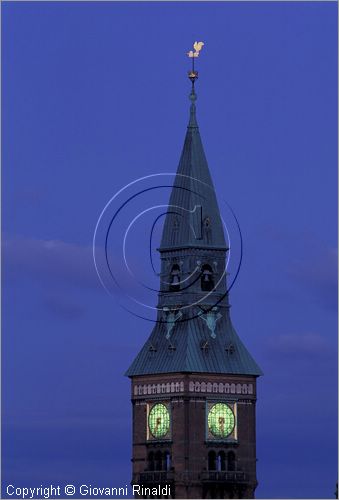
125,47,262,499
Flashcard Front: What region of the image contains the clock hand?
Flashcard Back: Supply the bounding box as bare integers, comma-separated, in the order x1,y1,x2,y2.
154,417,162,433
219,416,225,434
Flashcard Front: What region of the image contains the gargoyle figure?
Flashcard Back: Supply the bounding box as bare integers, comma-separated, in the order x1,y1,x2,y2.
198,306,222,339
162,307,183,340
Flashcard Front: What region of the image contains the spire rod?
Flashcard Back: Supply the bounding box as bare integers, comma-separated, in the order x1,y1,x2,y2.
187,41,204,90
186,41,204,127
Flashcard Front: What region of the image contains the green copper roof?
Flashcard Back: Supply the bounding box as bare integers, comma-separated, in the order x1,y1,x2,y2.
125,86,262,379
159,90,227,251
125,312,262,377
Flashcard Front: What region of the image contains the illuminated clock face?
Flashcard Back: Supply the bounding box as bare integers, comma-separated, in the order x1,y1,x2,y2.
208,403,235,438
148,404,170,438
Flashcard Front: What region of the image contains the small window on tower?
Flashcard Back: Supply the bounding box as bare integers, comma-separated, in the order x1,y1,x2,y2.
228,451,236,471
204,217,211,228
169,264,181,291
148,452,155,471
217,451,226,471
155,451,162,471
203,217,212,244
208,451,216,471
164,451,171,471
201,264,214,291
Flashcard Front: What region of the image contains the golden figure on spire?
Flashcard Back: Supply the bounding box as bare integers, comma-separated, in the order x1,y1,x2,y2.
187,41,204,58
187,41,204,83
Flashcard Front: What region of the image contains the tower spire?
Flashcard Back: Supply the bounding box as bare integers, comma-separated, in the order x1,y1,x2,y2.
127,42,262,376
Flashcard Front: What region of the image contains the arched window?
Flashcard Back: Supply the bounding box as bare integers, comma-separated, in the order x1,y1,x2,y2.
155,451,162,471
208,451,216,471
228,451,236,471
148,452,155,471
169,264,180,291
217,451,226,471
201,265,214,291
164,451,171,471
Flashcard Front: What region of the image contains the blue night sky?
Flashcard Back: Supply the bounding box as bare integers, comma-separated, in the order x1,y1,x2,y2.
2,2,338,499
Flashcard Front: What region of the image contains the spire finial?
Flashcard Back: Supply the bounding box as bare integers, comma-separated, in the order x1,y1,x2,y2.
187,41,204,127
187,41,204,88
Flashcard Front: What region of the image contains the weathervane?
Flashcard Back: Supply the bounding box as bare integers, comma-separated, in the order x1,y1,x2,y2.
187,41,204,86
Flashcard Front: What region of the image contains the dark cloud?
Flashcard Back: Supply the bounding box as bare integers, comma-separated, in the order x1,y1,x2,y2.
15,188,44,207
260,226,337,312
44,295,87,320
266,332,331,357
288,245,337,311
2,413,130,490
2,236,155,305
2,237,100,289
